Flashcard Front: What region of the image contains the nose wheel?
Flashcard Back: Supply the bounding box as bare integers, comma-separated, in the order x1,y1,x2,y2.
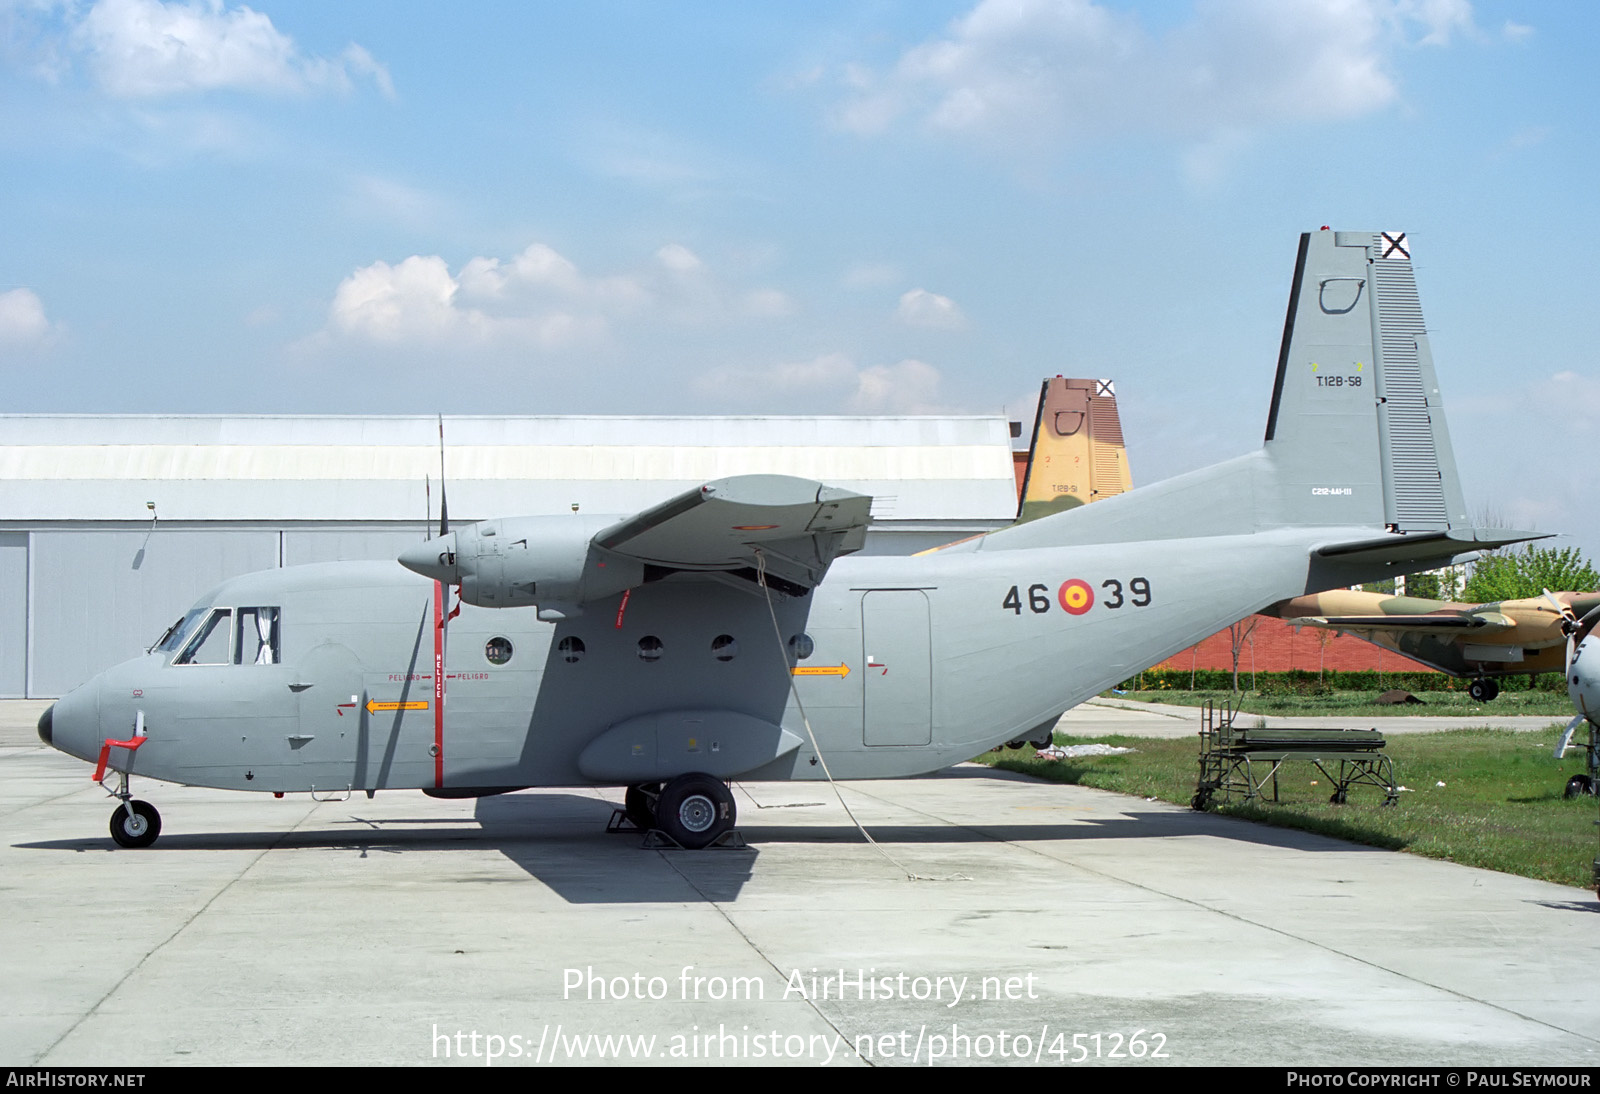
100,761,161,849
1468,677,1499,702
109,800,161,848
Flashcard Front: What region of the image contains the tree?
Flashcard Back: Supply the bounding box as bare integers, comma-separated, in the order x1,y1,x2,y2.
1461,544,1600,603
1406,571,1442,600
1227,617,1258,695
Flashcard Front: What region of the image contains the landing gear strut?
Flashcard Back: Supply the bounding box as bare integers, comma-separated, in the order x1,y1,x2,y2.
105,768,161,848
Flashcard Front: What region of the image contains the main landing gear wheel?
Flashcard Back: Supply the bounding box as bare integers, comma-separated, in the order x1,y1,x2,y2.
654,774,735,849
1563,774,1595,799
624,783,661,831
109,800,161,848
1468,678,1499,702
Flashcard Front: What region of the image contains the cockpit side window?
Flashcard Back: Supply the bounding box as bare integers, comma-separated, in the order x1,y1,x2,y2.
155,608,207,655
173,609,233,666
235,607,281,665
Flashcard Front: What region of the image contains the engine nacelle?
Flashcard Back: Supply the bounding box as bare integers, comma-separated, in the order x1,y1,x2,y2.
401,515,644,618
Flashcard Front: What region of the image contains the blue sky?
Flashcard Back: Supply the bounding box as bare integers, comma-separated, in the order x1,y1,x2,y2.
2,1,1597,557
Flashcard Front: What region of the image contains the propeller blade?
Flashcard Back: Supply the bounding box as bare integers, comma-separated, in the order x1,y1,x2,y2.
1555,715,1583,759
438,414,449,538
1542,588,1573,620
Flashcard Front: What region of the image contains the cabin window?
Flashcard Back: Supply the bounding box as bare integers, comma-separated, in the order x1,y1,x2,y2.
235,607,280,665
174,609,233,665
788,633,814,660
711,635,738,662
557,636,585,663
485,637,513,665
637,636,663,662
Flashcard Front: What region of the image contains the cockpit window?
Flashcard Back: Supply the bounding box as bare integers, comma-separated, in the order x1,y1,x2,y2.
236,607,280,665
155,609,207,655
173,609,233,666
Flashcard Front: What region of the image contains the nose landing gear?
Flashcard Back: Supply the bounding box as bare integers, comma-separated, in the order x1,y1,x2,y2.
110,799,161,848
96,733,161,849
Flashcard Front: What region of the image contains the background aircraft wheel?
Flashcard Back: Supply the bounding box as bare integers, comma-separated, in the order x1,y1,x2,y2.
1468,678,1498,702
1563,774,1595,799
654,774,734,849
109,800,161,848
1006,739,1028,750
624,783,661,831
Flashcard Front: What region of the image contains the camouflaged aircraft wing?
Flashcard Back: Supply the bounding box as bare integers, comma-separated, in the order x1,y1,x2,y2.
1285,612,1515,636
593,474,871,592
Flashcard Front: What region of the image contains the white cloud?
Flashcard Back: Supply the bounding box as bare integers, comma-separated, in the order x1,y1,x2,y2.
694,353,950,414
331,255,480,343
327,242,787,349
656,243,705,275
835,0,1480,154
69,0,392,98
848,358,947,413
0,288,56,345
896,288,967,330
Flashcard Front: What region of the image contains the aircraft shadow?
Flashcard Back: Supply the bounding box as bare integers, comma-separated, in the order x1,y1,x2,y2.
15,781,1407,906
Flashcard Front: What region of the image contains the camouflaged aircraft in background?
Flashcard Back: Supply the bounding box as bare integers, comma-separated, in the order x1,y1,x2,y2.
40,229,1541,851
1014,376,1132,524
1262,589,1600,701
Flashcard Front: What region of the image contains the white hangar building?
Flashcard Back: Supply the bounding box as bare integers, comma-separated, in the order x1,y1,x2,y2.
0,414,1020,698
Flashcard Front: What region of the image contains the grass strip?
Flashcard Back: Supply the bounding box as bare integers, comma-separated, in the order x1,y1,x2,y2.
973,727,1600,891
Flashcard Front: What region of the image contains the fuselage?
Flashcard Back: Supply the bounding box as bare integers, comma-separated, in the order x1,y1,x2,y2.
43,524,1342,795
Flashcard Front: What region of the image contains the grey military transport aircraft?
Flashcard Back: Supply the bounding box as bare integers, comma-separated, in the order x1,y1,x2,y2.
40,229,1536,850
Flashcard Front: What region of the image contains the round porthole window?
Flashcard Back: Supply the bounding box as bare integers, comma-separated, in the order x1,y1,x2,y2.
638,636,663,662
711,634,737,662
788,633,815,660
485,637,513,665
557,636,585,663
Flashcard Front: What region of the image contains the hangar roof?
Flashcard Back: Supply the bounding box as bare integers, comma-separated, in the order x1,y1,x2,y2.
0,414,1017,523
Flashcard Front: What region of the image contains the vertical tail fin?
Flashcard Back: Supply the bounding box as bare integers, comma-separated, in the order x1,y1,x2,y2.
1262,230,1468,531
1014,377,1133,524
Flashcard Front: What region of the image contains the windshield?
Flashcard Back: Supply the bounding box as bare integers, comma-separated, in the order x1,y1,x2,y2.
154,609,207,655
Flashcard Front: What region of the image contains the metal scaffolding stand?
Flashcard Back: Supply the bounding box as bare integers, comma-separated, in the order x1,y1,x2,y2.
1192,699,1398,810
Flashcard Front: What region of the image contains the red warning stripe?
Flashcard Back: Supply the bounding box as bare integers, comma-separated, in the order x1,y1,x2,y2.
433,580,446,788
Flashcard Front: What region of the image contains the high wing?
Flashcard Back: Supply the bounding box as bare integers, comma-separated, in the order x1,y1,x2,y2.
398,474,872,614
593,475,871,591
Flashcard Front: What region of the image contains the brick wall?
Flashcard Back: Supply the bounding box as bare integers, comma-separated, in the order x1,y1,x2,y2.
1151,616,1435,675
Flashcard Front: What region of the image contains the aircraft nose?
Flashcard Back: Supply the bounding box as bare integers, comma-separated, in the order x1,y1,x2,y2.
398,533,459,584
44,680,102,762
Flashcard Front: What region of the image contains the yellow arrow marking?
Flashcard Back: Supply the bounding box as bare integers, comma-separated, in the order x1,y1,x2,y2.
366,700,429,713
792,663,850,678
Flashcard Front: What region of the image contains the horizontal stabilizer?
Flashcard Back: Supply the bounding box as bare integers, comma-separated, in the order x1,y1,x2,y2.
1314,528,1548,568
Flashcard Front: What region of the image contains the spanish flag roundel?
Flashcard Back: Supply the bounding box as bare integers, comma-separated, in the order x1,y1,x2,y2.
1058,579,1094,615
